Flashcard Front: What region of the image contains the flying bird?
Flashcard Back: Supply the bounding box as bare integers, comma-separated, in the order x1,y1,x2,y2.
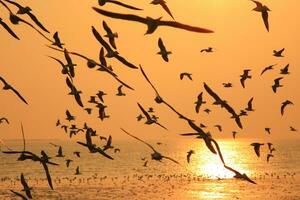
65,159,73,167
0,117,9,124
272,77,283,93
136,114,144,121
66,77,84,107
273,48,285,57
157,38,171,62
10,190,28,200
65,110,75,121
200,47,214,53
251,0,271,31
251,143,264,157
98,0,142,11
20,173,32,199
261,64,276,75
150,0,174,19
75,166,81,175
290,126,297,132
267,154,273,162
96,90,107,102
180,72,192,81
116,85,126,96
223,82,233,88
52,32,64,49
56,146,65,157
214,125,222,132
103,135,114,151
0,18,19,40
102,21,118,49
240,69,251,88
195,92,206,113
0,76,28,104
232,131,237,139
93,8,214,35
265,127,271,134
245,97,254,112
281,100,293,116
280,64,290,75
73,151,81,157
186,150,194,163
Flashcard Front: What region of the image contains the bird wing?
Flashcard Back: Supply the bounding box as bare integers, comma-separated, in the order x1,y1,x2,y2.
92,26,114,53
41,161,54,190
9,85,28,105
108,0,142,11
140,66,160,96
114,54,138,69
281,103,286,115
0,19,20,40
210,138,225,164
96,147,114,160
27,12,49,33
162,156,179,164
159,1,174,19
99,47,108,66
180,73,184,80
158,20,214,33
251,0,262,8
261,10,269,31
158,38,166,52
137,102,152,121
10,190,28,200
254,145,260,157
102,21,117,49
240,77,246,88
155,121,168,130
277,48,285,54
247,97,253,110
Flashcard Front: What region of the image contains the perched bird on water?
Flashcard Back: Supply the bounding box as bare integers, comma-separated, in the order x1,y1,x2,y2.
0,76,28,104
251,0,271,32
273,48,285,57
251,143,264,157
157,38,171,62
281,100,293,116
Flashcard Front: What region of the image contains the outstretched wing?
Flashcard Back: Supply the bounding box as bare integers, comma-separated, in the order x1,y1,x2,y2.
261,11,269,32
41,161,54,190
158,20,214,33
10,85,28,105
162,156,179,164
159,2,174,19
0,19,20,40
108,0,142,11
137,102,151,120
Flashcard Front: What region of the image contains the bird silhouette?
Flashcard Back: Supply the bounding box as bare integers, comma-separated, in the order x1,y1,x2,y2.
75,166,81,175
0,76,28,104
267,154,273,162
102,20,118,49
272,77,283,93
66,77,84,107
290,126,297,132
10,190,28,200
280,64,290,75
200,47,214,53
281,100,293,116
180,72,192,81
0,18,19,39
245,97,254,112
273,48,285,57
116,85,126,96
136,114,144,121
98,0,142,11
240,69,251,88
186,150,194,163
224,164,256,184
195,92,206,113
56,146,65,157
251,0,271,31
223,82,233,88
251,143,264,157
261,64,276,75
0,117,9,124
20,173,32,199
65,159,73,167
52,32,64,49
157,37,171,62
265,127,271,134
214,125,222,132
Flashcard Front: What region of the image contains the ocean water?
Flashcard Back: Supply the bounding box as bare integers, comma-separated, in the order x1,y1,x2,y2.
0,138,299,199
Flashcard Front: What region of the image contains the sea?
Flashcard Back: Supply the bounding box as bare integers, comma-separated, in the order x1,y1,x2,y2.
0,138,299,200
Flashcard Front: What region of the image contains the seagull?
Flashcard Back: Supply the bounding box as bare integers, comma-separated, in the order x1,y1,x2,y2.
290,126,297,132
56,146,65,157
245,97,254,112
65,159,73,167
267,154,273,162
47,56,73,78
203,108,211,114
73,151,81,157
0,76,28,104
281,100,293,116
261,64,276,75
186,150,194,163
195,92,206,113
272,77,283,93
52,32,64,49
280,64,290,75
93,8,214,35
84,108,92,114
265,127,271,134
75,166,81,175
251,0,271,32
180,72,192,81
240,69,251,88
214,125,222,132
98,0,142,11
224,164,256,184
200,47,214,53
102,21,118,49
0,117,9,124
273,48,285,57
121,128,179,164
150,0,174,19
103,135,114,151
157,38,171,62
137,103,168,130
116,85,126,96
251,143,264,157
96,91,107,102
223,82,233,88
20,173,32,199
0,18,19,40
137,114,144,121
148,107,154,113
65,110,75,121
66,77,84,107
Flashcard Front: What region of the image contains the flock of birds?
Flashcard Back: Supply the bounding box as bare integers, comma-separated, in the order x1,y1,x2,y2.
0,0,298,199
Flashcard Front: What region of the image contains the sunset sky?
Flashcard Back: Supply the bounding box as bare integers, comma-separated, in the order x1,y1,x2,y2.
0,0,299,141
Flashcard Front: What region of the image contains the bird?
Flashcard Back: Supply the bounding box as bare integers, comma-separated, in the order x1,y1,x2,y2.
103,135,114,151
73,151,81,157
102,21,118,49
66,77,84,107
56,146,65,157
99,136,107,141
98,0,142,11
10,190,28,200
0,18,19,40
75,166,81,175
180,72,192,81
224,165,256,184
290,126,297,132
281,100,293,116
52,32,64,49
116,85,126,96
96,90,107,102
240,69,251,88
200,47,214,53
245,97,254,112
93,8,214,35
137,103,168,130
267,154,273,162
148,107,154,113
0,76,28,104
214,125,222,132
152,115,159,121
232,131,237,139
267,143,273,151
251,0,271,31
0,117,9,124
20,173,32,199
114,148,120,153
84,108,92,114
251,143,264,157
121,128,179,164
265,127,271,134
65,159,73,167
223,82,233,88
272,77,283,93
273,48,285,57
150,0,174,19
261,64,276,75
65,110,75,121
157,38,171,62
203,108,211,114
88,96,98,104
136,114,144,121
195,92,206,113
280,64,290,75
186,150,194,163
143,160,148,167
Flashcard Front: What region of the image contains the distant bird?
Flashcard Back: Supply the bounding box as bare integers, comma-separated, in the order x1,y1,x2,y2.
20,173,32,199
65,159,73,167
272,77,283,93
122,128,179,164
88,96,98,104
114,148,120,153
239,110,247,117
116,85,126,96
267,154,273,162
224,165,256,184
98,0,142,11
281,100,293,116
214,125,222,132
280,64,290,75
84,108,92,114
245,97,254,112
102,21,118,49
180,72,192,81
267,143,273,152
0,76,28,104
0,18,19,40
143,160,148,167
66,77,83,107
200,47,214,53
240,69,251,88
265,127,271,134
136,114,144,121
232,131,237,139
186,150,194,163
251,0,271,32
93,8,214,35
151,0,174,19
152,115,159,121
65,110,75,121
148,107,154,113
96,90,107,102
137,103,167,130
195,92,206,113
52,32,64,49
273,48,285,57
73,151,81,157
157,38,171,62
251,143,264,157
261,64,276,75
100,136,107,141
55,119,60,127
0,117,9,124
203,108,211,114
223,82,233,88
290,126,297,132
103,135,113,151
75,166,81,175
56,146,64,157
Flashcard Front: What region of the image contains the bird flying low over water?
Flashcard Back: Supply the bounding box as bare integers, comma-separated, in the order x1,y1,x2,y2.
224,165,256,184
0,18,19,39
272,77,283,93
157,38,171,62
102,21,118,49
121,128,179,164
281,100,293,116
150,0,174,19
93,8,214,35
251,143,264,157
0,76,28,104
98,0,142,11
240,69,251,88
260,64,276,75
251,0,271,32
273,48,285,57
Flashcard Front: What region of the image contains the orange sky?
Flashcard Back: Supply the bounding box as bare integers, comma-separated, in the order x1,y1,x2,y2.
0,0,299,141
